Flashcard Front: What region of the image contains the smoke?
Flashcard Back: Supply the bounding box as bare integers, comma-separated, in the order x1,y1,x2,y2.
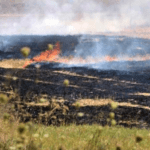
0,0,150,35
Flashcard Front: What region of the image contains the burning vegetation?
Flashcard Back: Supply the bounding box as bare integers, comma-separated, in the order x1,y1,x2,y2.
16,35,150,70
0,35,150,149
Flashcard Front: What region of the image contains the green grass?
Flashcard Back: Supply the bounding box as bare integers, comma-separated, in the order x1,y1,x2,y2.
1,118,150,150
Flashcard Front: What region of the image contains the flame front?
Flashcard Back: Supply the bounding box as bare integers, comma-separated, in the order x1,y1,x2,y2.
22,42,61,68
23,42,150,68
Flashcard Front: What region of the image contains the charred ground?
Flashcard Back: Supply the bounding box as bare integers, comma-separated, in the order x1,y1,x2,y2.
0,65,150,129
1,34,150,59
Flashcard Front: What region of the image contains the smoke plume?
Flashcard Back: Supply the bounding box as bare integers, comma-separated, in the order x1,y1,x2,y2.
0,0,149,35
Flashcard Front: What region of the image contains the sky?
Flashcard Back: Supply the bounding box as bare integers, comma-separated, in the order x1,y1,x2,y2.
0,0,149,35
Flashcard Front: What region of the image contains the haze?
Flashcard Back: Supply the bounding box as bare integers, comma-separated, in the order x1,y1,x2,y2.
0,0,149,35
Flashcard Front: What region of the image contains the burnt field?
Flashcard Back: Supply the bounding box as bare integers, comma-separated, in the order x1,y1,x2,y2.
1,35,150,129
0,64,150,129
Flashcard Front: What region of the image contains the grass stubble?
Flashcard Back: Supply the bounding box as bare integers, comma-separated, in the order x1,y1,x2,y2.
0,45,150,150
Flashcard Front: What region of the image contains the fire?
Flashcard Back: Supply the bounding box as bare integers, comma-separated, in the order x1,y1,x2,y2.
105,56,117,61
22,42,61,68
33,42,60,62
23,42,150,68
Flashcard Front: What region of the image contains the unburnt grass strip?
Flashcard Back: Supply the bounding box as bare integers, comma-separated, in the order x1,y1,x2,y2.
1,117,150,150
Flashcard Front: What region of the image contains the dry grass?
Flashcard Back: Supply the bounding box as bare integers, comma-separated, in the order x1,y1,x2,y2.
0,59,30,69
73,98,150,110
53,70,98,79
132,92,150,96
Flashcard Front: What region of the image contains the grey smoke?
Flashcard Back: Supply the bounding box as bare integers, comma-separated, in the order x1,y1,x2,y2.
0,0,149,35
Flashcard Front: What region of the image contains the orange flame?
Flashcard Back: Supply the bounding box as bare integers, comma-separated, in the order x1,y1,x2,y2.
23,42,150,68
105,56,117,61
22,42,61,68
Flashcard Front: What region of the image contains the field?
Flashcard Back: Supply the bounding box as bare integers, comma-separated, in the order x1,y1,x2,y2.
0,35,150,149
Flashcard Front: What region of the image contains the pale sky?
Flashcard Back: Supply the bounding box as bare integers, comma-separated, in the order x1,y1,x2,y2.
0,0,149,35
